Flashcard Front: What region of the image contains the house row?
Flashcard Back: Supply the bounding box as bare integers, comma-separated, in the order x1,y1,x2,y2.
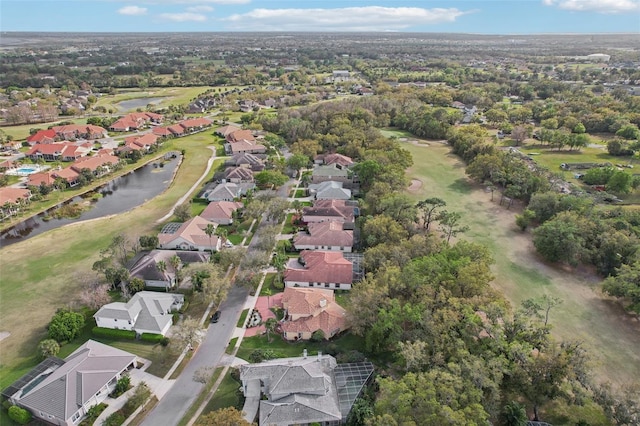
116,133,159,155
26,142,92,162
26,124,107,145
109,112,163,132
151,117,212,138
0,187,32,218
28,153,120,187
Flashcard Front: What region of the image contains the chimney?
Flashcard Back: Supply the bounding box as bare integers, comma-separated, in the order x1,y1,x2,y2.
317,351,322,361
319,299,327,308
303,349,307,358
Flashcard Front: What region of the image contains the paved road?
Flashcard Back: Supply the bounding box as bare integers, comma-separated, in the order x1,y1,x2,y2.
140,283,249,426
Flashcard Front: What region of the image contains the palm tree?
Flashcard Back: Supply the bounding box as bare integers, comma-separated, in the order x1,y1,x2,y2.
156,260,167,290
263,287,272,309
265,318,278,343
204,223,216,253
215,226,228,247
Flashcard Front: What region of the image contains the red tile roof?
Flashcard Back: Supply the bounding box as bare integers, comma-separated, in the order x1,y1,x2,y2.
27,171,56,186
281,287,348,338
152,127,173,136
26,129,56,144
180,117,212,128
54,167,80,183
284,250,353,285
226,129,255,143
72,154,120,172
0,187,31,204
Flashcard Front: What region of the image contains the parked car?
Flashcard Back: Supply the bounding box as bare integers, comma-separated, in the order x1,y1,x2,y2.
211,311,221,323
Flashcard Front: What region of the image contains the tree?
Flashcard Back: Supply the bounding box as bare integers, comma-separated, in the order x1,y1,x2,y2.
196,407,253,426
48,309,85,343
171,317,203,352
174,202,191,222
616,124,640,140
499,401,528,426
129,277,146,293
511,125,528,146
254,170,288,189
193,366,215,384
79,281,112,310
139,235,159,250
363,215,408,247
607,171,634,194
437,211,469,244
8,406,32,425
249,348,279,363
603,262,640,312
265,318,278,343
205,223,216,252
532,211,592,266
415,197,446,231
515,209,536,231
286,153,310,177
37,339,60,359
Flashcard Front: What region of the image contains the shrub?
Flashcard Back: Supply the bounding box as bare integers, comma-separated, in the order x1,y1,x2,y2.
122,382,151,417
48,309,85,343
310,330,325,342
140,333,165,343
92,327,136,340
249,348,280,363
8,406,32,425
111,375,131,398
37,339,60,359
103,412,125,426
179,301,189,313
160,337,170,347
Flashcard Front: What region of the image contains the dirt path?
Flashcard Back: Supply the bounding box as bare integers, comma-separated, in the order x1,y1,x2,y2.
405,141,640,389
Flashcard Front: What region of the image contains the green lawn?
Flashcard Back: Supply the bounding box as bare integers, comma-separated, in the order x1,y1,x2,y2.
236,309,249,328
400,137,640,388
281,213,296,234
0,131,217,386
259,273,282,295
201,370,242,414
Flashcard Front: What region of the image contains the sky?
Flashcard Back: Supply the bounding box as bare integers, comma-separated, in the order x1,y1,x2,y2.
1,0,639,34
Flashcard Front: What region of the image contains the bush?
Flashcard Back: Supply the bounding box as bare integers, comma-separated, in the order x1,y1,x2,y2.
103,412,125,426
160,337,170,347
8,406,32,425
122,382,151,417
179,301,189,313
140,333,165,343
249,348,280,363
37,339,60,359
92,327,136,340
310,330,325,342
48,309,85,343
111,375,131,398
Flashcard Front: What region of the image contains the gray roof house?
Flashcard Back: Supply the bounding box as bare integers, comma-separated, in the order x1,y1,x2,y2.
94,291,184,336
308,181,351,200
240,354,374,425
128,250,177,290
2,340,136,426
311,164,351,185
203,182,255,202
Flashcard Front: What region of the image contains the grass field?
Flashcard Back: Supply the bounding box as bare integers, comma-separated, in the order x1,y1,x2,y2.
396,132,640,389
0,131,217,389
94,87,212,112
201,370,242,414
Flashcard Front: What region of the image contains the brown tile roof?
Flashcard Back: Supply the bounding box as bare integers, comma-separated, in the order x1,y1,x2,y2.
0,187,31,204
216,124,241,137
158,215,219,248
281,287,348,337
293,221,353,249
284,250,353,285
323,153,354,167
224,166,254,181
71,154,120,172
226,129,255,143
27,171,56,186
228,139,266,154
54,167,80,183
200,201,243,222
180,117,212,128
302,199,355,222
152,126,173,136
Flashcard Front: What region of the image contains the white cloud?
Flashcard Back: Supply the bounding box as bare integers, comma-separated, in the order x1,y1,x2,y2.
543,0,640,13
224,6,470,31
186,5,214,12
157,12,207,21
118,5,148,15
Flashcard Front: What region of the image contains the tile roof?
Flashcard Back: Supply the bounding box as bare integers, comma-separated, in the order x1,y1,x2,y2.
11,340,136,422
71,154,120,172
228,139,266,154
302,199,355,222
224,166,254,181
226,129,255,143
152,127,173,136
26,129,56,144
216,124,241,137
158,215,218,248
323,153,354,167
200,201,243,222
312,164,349,178
180,117,212,128
281,288,348,338
293,221,353,249
0,187,31,204
284,250,353,285
27,171,56,186
53,167,80,182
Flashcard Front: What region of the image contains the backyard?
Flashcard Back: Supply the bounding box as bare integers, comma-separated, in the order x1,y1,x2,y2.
397,132,640,389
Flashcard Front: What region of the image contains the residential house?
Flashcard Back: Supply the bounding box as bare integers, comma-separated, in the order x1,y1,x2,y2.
239,354,374,425
215,124,241,138
323,153,354,168
94,291,184,336
284,250,354,290
51,124,107,140
53,167,80,187
26,129,57,145
127,250,180,290
293,221,353,252
0,187,31,218
225,139,267,155
281,287,349,341
158,215,220,252
302,199,357,225
231,152,267,171
152,127,173,137
224,166,254,183
167,124,186,137
225,129,255,144
200,201,244,225
71,154,120,176
202,182,254,202
26,142,90,162
118,133,159,154
307,181,351,200
27,171,56,187
179,117,213,132
1,340,137,426
311,164,351,185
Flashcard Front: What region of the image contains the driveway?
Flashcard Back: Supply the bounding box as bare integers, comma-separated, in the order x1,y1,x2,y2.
140,283,249,426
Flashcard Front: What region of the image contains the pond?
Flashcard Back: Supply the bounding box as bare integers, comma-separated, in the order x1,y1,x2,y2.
0,156,180,247
117,97,166,111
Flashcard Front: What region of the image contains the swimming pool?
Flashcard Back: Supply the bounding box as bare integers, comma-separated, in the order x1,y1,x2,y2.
16,167,37,174
5,166,43,176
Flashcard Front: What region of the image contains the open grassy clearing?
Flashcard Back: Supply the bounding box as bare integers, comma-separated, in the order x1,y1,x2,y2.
400,135,640,388
0,131,216,387
201,370,242,414
0,117,90,141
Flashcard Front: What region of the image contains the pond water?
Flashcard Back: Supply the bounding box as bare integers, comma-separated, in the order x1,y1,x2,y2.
0,156,180,247
117,97,166,111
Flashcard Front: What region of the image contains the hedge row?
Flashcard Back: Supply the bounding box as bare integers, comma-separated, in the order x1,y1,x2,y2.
140,333,165,343
92,327,136,340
